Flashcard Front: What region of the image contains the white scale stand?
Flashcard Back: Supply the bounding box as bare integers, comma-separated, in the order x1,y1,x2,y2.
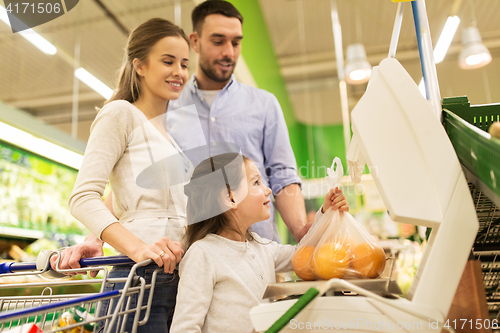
250,1,479,332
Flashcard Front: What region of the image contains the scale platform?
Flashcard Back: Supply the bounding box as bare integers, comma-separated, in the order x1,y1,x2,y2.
263,279,402,300
252,280,437,333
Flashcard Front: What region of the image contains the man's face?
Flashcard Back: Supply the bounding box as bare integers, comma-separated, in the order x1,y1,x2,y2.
194,14,243,83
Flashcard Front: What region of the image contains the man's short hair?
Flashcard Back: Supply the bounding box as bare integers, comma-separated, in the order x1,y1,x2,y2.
192,0,243,35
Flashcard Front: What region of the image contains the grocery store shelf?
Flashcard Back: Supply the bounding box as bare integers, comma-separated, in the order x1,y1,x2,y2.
0,226,44,240
442,97,500,319
463,166,500,208
442,97,500,204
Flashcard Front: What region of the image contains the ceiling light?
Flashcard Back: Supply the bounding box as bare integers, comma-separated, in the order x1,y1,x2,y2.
75,68,114,99
433,16,460,63
0,5,9,25
345,43,372,85
0,6,57,55
458,26,491,69
0,121,83,169
417,15,460,99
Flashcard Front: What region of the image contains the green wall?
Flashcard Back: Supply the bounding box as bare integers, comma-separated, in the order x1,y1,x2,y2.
228,0,307,167
296,124,347,178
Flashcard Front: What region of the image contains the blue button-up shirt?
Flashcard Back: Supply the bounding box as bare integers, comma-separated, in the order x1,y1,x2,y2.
167,75,301,242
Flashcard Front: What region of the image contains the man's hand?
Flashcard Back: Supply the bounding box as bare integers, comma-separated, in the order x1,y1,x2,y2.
50,234,104,278
295,222,314,242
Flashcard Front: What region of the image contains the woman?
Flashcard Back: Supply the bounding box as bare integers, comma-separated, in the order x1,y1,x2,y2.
52,18,191,332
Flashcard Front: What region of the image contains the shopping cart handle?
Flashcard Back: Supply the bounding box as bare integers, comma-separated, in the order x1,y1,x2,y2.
0,262,36,274
79,255,136,267
0,255,135,274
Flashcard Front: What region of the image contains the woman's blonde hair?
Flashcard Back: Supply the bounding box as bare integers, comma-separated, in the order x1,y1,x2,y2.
107,18,188,104
184,153,253,248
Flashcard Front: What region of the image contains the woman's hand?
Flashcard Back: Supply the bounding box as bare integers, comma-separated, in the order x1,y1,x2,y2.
321,187,349,213
50,234,104,278
98,223,184,274
130,237,184,274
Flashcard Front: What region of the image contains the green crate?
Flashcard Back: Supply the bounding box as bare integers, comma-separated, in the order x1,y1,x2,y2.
443,96,500,133
442,96,500,204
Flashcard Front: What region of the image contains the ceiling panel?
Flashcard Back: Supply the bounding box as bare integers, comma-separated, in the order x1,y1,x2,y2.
259,0,500,125
1,0,499,141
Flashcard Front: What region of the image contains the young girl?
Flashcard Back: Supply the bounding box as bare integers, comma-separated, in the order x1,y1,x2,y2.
170,153,348,333
53,18,192,332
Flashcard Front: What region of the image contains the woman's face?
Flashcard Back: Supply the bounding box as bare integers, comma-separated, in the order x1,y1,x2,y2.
136,36,189,102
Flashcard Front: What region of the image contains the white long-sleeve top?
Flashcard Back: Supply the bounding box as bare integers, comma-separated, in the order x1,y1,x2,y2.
69,100,193,244
170,211,323,333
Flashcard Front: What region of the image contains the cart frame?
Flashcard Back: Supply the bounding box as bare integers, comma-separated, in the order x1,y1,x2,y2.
0,252,161,333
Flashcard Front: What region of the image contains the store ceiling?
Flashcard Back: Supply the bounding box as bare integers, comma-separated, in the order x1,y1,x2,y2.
1,0,499,142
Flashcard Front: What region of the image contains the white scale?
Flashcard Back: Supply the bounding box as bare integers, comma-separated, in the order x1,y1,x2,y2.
249,58,479,332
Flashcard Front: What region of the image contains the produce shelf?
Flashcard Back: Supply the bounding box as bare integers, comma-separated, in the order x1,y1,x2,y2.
442,96,500,319
442,96,500,207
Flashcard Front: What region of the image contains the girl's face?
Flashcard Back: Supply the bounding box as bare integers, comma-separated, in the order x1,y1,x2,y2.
136,36,189,102
234,161,272,227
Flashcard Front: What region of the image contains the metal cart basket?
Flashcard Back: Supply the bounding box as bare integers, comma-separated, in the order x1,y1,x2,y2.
0,252,161,333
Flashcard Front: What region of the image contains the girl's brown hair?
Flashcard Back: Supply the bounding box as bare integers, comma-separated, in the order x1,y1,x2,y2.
184,153,253,248
107,18,189,104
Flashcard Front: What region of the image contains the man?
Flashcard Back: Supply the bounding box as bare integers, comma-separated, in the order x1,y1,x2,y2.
167,0,311,243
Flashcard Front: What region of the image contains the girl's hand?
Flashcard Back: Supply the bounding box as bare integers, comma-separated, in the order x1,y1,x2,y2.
321,187,349,213
131,237,184,274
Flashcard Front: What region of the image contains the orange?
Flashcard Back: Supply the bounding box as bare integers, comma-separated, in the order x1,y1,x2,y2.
292,246,316,281
351,242,386,278
311,242,350,280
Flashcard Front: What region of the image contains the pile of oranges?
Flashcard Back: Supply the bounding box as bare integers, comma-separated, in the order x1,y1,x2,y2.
291,240,386,280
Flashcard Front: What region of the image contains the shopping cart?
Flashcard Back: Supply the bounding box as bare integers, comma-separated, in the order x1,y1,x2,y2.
0,250,161,333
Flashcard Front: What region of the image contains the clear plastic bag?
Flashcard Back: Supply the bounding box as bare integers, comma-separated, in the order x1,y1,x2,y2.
292,158,386,281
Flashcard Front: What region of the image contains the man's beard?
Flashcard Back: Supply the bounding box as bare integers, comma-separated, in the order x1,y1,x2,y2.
199,45,236,83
